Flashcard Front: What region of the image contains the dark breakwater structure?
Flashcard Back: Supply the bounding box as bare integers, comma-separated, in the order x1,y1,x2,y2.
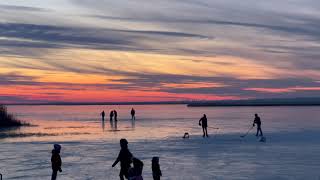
187,97,320,107
0,105,24,127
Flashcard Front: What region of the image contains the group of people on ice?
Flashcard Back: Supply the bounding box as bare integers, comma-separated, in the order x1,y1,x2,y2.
51,111,263,180
51,139,162,180
101,108,136,122
111,139,162,180
197,113,263,138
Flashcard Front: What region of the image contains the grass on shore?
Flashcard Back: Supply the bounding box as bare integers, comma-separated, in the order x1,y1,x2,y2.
0,105,25,127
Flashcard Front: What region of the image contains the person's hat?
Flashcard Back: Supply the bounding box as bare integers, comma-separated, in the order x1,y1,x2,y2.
152,156,159,162
53,144,61,151
120,139,128,145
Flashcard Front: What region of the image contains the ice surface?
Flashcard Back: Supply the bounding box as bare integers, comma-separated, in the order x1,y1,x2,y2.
0,105,320,179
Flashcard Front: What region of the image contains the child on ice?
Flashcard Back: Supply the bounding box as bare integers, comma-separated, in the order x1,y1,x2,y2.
128,157,144,180
51,144,62,180
152,157,162,180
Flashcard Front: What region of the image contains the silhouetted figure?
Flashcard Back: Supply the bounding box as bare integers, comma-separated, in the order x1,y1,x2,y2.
152,157,162,180
253,114,263,137
51,144,62,180
131,108,136,120
112,139,133,180
182,132,189,139
128,157,144,180
114,110,118,121
110,110,114,121
101,110,105,121
199,114,208,137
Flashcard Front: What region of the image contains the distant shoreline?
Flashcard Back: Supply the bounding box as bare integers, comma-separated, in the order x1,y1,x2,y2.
4,98,320,106
188,104,320,107
187,98,320,107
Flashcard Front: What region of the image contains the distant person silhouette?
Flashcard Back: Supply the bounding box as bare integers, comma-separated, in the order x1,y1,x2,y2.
101,110,105,121
128,157,144,180
131,108,136,120
110,110,114,121
112,139,133,180
199,114,208,137
51,144,62,180
152,157,162,180
114,110,118,121
253,114,263,137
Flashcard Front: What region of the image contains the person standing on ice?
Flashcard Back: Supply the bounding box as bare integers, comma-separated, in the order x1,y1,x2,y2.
112,139,133,180
199,114,209,137
51,144,62,180
253,113,263,137
101,110,105,121
110,110,114,121
131,108,136,120
114,110,118,121
152,157,162,180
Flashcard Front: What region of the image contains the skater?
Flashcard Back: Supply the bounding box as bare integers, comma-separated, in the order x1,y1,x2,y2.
101,110,105,121
131,108,136,120
51,144,62,180
152,157,162,180
110,110,114,121
253,113,263,137
113,110,118,121
199,114,208,137
112,139,133,180
128,157,144,180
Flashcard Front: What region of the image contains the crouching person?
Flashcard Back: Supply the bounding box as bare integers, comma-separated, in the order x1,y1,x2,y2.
128,157,144,180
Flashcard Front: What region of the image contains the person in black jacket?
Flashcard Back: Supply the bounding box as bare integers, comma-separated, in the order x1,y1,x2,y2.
253,113,263,137
51,144,62,180
152,157,162,180
112,139,133,180
199,114,208,137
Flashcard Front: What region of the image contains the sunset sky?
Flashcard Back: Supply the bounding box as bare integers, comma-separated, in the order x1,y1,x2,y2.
1,0,320,103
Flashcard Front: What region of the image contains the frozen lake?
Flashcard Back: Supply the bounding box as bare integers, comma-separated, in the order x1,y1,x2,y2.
1,105,320,179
